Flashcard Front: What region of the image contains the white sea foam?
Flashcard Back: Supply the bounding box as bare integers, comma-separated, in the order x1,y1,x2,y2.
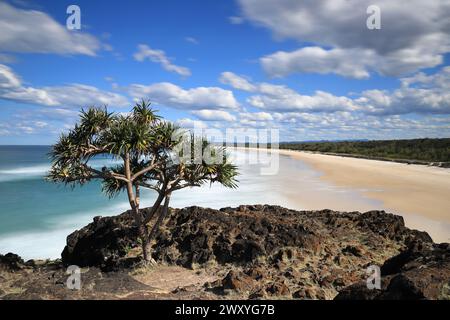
0,159,121,182
0,229,71,260
0,165,49,182
0,165,49,175
0,202,131,260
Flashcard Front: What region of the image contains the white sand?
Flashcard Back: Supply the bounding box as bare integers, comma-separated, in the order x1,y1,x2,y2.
241,147,450,243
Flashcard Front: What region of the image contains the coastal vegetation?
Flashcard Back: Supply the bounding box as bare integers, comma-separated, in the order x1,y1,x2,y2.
46,101,238,263
278,138,450,163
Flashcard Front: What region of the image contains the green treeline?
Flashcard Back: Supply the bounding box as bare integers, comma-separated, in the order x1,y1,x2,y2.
279,138,450,162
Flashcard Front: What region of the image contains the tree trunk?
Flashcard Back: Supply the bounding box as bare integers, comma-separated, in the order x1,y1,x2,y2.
137,190,166,262
143,192,165,224
147,193,171,246
139,224,151,262
123,154,152,262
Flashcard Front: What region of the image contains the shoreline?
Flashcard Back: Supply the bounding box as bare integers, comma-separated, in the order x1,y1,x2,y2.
238,147,450,243
279,148,450,168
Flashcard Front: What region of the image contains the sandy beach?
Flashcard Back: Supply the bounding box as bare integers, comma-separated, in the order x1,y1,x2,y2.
242,147,450,243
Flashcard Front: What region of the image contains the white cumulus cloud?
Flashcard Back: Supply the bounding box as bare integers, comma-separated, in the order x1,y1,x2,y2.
359,67,450,115
0,64,21,89
192,109,236,122
238,0,450,78
133,44,191,77
260,47,373,79
128,82,239,110
220,72,257,91
221,69,450,116
175,118,208,129
220,72,358,113
0,64,129,108
0,2,102,56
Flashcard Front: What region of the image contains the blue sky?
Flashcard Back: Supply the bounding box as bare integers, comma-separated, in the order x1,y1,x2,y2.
0,0,449,144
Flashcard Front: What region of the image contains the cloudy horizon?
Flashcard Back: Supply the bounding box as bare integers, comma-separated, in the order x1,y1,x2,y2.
1,0,450,144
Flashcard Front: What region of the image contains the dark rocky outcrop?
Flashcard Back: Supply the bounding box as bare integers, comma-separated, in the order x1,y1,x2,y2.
335,241,450,300
61,210,140,271
58,204,448,299
153,206,429,268
62,205,426,268
0,253,25,271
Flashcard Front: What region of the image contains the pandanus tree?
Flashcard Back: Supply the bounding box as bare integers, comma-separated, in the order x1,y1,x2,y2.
47,101,238,262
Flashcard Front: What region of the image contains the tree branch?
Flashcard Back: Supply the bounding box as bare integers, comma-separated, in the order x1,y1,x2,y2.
169,182,200,192
147,193,171,241
131,162,158,181
138,181,161,192
143,192,165,224
82,164,129,183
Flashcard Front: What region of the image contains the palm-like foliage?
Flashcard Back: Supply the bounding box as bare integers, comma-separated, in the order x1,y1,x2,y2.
47,100,239,262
